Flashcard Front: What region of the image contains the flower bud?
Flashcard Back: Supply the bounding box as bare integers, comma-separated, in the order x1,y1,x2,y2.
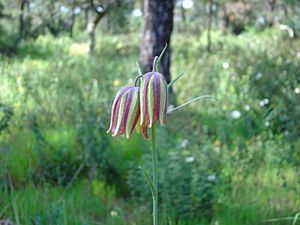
140,72,168,128
107,86,140,138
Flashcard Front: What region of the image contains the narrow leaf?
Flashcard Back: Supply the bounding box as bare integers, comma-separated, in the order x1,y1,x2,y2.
136,61,143,76
139,166,156,198
156,43,168,71
168,72,184,89
292,213,300,225
167,95,216,114
152,56,158,72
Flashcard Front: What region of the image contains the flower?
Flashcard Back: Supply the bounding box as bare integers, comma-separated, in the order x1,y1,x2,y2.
231,110,241,119
140,72,168,128
244,104,251,111
207,174,216,181
113,79,120,86
255,72,263,80
136,119,149,139
222,62,229,69
110,210,118,217
180,139,189,148
185,156,195,163
107,86,140,138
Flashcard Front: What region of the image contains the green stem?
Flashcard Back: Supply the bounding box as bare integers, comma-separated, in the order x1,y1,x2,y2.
151,125,158,225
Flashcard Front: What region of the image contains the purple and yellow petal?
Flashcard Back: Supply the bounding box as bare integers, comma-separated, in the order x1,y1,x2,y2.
113,92,128,136
108,86,141,138
140,72,168,128
159,78,167,125
108,70,168,139
125,89,140,138
148,76,154,127
153,75,160,123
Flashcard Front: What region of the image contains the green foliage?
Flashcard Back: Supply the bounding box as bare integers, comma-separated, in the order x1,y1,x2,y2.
0,181,125,225
127,29,299,223
105,0,134,34
172,29,300,164
0,23,18,54
0,29,300,224
0,34,140,188
128,136,219,223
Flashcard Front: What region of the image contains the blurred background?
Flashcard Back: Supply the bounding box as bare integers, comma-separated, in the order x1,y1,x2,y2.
0,0,300,224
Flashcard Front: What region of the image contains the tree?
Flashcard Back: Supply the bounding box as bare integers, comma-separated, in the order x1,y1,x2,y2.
0,1,10,18
68,2,76,38
207,0,213,52
140,0,175,101
18,0,29,41
86,1,107,58
84,0,133,57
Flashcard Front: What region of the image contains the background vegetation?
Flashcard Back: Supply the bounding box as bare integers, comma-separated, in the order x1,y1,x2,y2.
0,0,299,224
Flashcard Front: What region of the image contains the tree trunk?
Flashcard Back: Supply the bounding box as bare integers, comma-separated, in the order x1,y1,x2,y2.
207,0,213,52
69,7,76,38
83,7,89,30
140,0,175,102
180,0,186,22
0,1,9,18
221,5,229,29
268,0,277,12
87,10,106,58
177,0,185,32
18,0,28,41
268,0,277,25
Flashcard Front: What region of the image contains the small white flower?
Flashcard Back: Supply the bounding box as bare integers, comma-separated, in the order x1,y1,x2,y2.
214,146,221,153
110,210,118,217
295,88,300,94
132,8,142,17
182,0,194,9
244,105,251,111
263,98,269,105
207,174,216,181
185,156,195,163
222,62,229,69
74,7,81,14
60,5,69,13
255,72,263,80
259,100,265,107
258,16,266,25
264,121,270,127
231,110,241,119
180,139,189,148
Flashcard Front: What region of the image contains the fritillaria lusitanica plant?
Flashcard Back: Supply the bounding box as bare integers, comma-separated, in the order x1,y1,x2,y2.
107,45,212,225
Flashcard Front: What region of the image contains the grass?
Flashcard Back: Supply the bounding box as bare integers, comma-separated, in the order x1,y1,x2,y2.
215,167,299,225
0,170,298,225
0,180,124,225
0,29,300,224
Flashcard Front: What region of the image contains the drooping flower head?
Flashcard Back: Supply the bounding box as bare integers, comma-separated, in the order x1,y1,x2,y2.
140,71,168,128
136,118,149,139
107,86,140,138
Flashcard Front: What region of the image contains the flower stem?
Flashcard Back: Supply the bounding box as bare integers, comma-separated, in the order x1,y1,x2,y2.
151,124,158,225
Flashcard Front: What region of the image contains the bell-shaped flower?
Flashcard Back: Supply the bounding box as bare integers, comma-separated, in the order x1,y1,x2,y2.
136,118,149,139
107,86,140,138
140,72,168,128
